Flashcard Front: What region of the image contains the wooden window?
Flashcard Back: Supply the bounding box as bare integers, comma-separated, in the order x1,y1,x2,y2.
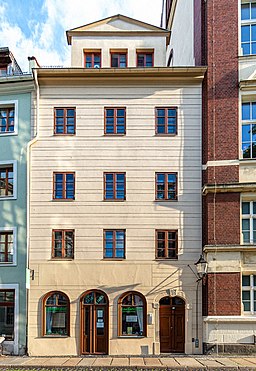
155,107,177,135
52,230,74,259
136,52,153,67
155,172,177,201
111,52,127,68
118,291,146,336
0,231,13,263
104,172,126,200
43,291,70,336
0,290,15,340
53,172,75,200
104,108,126,135
0,108,14,133
84,52,101,68
103,230,125,259
54,108,75,135
0,166,13,197
156,230,178,259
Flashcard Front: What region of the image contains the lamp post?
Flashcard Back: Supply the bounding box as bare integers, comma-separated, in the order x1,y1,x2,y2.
188,255,207,349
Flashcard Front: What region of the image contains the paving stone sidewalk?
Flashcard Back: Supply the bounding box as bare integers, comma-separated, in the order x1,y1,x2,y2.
1,355,256,370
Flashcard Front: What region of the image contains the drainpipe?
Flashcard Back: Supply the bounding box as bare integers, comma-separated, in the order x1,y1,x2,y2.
25,66,40,355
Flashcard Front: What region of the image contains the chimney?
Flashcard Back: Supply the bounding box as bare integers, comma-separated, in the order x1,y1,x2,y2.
28,56,40,71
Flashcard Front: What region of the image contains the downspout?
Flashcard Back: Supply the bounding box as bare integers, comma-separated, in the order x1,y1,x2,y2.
25,67,39,355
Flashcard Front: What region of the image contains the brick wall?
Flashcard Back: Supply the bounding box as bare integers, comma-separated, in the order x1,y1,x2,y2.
202,0,239,165
201,0,240,248
205,273,241,316
203,165,239,184
203,193,240,246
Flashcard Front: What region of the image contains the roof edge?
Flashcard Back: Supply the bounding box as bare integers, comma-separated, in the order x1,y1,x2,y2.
66,14,169,45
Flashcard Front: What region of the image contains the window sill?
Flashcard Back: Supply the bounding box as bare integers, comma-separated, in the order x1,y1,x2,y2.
155,199,178,202
0,263,16,266
118,336,146,339
155,134,177,137
0,132,18,136
53,134,76,136
0,196,16,201
240,158,256,165
155,258,178,261
50,258,74,261
104,134,126,136
102,258,125,261
103,199,126,202
52,199,75,202
239,54,256,60
42,335,69,338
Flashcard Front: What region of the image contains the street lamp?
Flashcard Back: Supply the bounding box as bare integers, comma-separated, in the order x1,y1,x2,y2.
188,254,208,349
194,254,208,280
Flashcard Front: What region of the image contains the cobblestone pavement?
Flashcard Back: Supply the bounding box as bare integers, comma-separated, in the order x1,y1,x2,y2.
1,355,256,370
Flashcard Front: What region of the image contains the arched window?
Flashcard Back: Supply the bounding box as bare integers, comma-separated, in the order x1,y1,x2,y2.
43,291,70,336
118,291,146,337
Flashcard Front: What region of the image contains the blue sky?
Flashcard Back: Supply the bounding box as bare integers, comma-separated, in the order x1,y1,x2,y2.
0,0,163,71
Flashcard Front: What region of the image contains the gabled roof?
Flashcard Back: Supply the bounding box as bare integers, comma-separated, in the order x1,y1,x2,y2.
66,14,170,45
0,47,22,74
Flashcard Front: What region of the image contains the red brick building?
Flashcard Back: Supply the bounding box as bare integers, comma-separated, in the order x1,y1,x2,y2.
162,0,256,353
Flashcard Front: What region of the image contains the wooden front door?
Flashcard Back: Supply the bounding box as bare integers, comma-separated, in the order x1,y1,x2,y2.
159,296,185,353
81,290,108,354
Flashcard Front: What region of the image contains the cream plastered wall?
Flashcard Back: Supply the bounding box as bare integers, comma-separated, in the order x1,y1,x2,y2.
71,36,167,67
204,249,256,345
167,0,194,66
28,82,203,356
204,318,256,345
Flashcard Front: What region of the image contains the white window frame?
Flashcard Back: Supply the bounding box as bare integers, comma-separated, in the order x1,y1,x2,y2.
0,284,19,355
0,227,17,266
241,1,256,56
242,274,256,314
0,100,18,136
0,160,17,200
241,200,256,244
241,101,256,158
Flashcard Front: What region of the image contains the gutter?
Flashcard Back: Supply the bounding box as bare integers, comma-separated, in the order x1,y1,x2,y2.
25,68,39,355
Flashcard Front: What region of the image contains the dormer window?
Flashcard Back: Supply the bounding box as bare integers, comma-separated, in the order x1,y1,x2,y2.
136,50,154,67
110,50,127,68
84,50,101,68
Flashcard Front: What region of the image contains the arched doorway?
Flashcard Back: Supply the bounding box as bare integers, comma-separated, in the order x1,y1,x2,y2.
159,296,185,353
80,290,108,355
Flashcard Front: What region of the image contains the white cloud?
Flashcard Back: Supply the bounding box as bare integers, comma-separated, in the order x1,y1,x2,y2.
42,0,162,31
0,0,163,71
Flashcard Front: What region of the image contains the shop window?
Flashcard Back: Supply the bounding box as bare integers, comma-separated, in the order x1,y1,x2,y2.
118,291,146,336
43,291,70,336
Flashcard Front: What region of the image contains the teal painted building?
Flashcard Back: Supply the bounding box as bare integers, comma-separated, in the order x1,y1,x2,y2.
0,59,34,354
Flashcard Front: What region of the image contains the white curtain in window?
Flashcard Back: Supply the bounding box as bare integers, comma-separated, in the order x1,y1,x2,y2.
134,295,143,334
